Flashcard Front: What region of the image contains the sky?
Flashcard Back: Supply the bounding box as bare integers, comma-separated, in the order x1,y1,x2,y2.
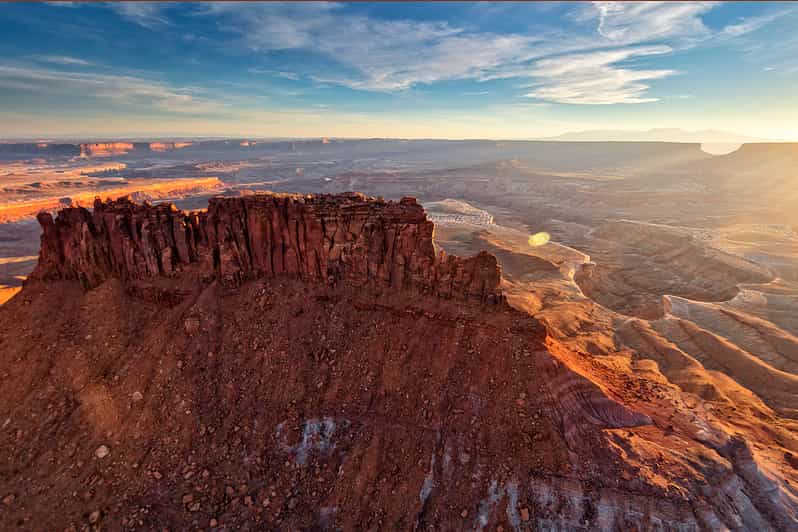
1,1,797,140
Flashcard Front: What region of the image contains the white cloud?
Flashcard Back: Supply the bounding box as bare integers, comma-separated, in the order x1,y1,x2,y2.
723,9,798,76
199,2,725,104
39,1,771,107
31,55,94,66
520,2,782,105
203,3,550,92
248,68,301,81
524,46,676,104
107,2,171,29
593,2,717,44
721,11,782,38
310,33,543,91
0,64,228,115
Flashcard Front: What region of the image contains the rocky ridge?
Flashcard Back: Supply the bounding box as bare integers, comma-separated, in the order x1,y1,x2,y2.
31,192,502,303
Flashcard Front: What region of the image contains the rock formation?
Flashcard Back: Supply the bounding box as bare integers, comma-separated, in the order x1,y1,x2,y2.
0,177,223,224
3,191,796,530
149,142,193,152
79,142,135,158
30,192,503,303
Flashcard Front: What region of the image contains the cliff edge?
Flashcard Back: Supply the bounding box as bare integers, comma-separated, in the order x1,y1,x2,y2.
30,192,502,303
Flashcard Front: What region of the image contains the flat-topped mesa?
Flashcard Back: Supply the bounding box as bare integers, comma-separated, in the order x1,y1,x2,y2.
30,192,503,303
79,142,134,157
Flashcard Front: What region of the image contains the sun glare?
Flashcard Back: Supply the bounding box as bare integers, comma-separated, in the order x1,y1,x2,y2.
528,232,551,247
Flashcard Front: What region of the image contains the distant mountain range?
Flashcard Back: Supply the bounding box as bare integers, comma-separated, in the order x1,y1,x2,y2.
542,128,773,144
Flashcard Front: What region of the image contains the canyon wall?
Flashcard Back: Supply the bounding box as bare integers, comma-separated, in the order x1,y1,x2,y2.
0,177,223,224
0,142,192,159
79,142,135,157
149,141,193,152
29,192,503,303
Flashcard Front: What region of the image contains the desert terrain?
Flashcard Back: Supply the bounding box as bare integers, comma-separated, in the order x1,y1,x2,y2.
1,139,797,529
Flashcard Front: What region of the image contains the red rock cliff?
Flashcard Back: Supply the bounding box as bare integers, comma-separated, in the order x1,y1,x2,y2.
149,141,193,152
79,142,134,157
30,192,502,303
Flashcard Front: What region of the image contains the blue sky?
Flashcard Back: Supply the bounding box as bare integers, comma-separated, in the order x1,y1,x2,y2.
1,2,797,139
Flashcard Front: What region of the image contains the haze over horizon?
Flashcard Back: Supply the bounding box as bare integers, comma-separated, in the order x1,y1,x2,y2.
1,2,798,140
0,127,784,146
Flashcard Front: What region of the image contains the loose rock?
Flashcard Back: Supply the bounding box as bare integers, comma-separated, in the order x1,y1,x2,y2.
95,445,110,459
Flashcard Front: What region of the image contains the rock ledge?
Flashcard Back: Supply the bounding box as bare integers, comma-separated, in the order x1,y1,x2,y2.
30,192,503,303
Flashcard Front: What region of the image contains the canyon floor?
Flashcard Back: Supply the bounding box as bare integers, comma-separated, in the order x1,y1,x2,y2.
0,140,797,530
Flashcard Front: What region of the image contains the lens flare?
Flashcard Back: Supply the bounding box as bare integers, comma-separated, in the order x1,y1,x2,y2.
528,232,550,247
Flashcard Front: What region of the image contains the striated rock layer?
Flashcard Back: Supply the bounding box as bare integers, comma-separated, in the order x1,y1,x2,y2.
79,142,135,158
149,141,193,152
31,193,502,303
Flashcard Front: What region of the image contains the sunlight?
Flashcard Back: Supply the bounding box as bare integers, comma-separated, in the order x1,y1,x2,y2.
528,232,551,247
700,143,743,155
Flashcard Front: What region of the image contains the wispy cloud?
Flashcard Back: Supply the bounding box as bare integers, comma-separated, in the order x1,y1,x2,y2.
0,63,228,115
32,1,789,109
593,2,717,45
203,3,550,92
523,2,784,105
719,7,798,76
30,55,93,66
248,68,301,81
106,2,171,29
199,1,723,105
524,46,676,104
721,11,783,38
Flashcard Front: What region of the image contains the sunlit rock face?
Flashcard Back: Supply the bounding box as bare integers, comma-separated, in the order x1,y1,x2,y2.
149,141,193,152
79,142,134,157
30,192,503,303
0,177,223,224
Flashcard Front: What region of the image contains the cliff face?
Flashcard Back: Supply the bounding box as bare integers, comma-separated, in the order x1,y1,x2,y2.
149,141,193,152
79,142,135,157
0,177,223,224
30,192,502,303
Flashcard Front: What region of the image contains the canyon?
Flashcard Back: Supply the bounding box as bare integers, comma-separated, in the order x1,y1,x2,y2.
0,139,797,530
0,177,223,224
1,192,796,530
3,2,797,528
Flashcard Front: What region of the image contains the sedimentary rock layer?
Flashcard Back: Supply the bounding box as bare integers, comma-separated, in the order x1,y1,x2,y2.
30,192,502,303
79,142,135,157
